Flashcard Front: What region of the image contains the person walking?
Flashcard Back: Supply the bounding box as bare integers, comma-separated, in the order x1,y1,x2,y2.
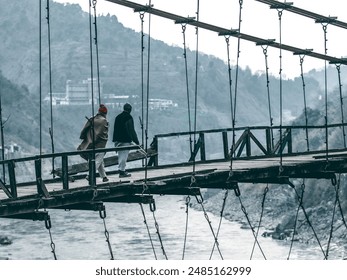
78,104,109,182
112,103,139,177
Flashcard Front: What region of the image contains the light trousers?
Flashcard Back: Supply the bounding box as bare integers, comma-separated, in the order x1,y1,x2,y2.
115,142,131,171
95,152,107,178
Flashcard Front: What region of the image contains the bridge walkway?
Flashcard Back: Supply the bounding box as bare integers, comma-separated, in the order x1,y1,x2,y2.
1,148,347,218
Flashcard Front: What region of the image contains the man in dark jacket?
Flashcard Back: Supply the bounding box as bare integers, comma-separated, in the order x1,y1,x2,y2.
113,103,139,177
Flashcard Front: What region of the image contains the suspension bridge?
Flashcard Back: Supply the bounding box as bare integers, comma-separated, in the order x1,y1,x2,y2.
1,0,347,260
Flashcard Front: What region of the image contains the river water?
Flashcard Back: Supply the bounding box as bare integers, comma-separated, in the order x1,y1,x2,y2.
0,195,343,260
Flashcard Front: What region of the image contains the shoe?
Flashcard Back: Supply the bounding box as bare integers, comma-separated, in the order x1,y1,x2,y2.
102,177,109,182
119,171,131,178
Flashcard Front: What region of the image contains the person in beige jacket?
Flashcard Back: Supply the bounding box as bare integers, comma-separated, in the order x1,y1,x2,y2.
78,104,109,182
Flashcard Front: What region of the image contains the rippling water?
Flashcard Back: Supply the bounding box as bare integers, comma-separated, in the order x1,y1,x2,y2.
0,195,343,260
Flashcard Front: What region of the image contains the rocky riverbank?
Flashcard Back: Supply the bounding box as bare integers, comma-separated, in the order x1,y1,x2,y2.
196,179,347,259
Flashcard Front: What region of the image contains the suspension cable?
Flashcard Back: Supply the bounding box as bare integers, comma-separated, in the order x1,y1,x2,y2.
250,185,268,260
277,8,284,173
288,181,327,259
224,3,265,256
228,0,244,170
228,4,267,259
136,4,167,259
0,79,4,182
224,35,235,165
233,0,243,126
298,54,310,151
143,183,168,259
139,12,145,151
209,189,229,260
335,64,346,148
225,36,234,126
325,174,340,260
194,193,224,259
261,44,274,150
182,195,190,260
322,23,329,163
139,202,158,259
143,0,153,183
44,214,57,260
225,179,266,259
88,0,96,114
192,0,200,175
88,0,96,186
92,0,102,104
39,0,42,158
46,0,55,176
237,194,267,259
151,205,168,260
181,23,193,155
141,182,168,259
98,206,114,260
287,180,305,260
183,1,202,258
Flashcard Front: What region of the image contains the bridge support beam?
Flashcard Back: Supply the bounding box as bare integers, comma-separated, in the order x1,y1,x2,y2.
0,210,49,221
103,195,154,204
51,202,105,211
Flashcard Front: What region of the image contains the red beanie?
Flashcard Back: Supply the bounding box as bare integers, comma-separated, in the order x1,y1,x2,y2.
98,104,107,114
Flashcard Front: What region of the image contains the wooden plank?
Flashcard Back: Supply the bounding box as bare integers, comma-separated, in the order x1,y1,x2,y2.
2,152,347,217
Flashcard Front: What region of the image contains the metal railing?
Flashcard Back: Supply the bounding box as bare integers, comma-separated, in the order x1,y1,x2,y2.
151,123,347,165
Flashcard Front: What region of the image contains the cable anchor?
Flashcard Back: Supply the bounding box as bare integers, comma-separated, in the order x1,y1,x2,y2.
44,214,52,230
194,193,204,204
98,205,114,260
98,205,107,219
139,11,145,20
149,199,156,212
44,214,57,260
226,176,240,197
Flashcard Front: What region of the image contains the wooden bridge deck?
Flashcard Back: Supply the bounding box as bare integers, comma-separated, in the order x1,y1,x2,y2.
1,149,347,218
